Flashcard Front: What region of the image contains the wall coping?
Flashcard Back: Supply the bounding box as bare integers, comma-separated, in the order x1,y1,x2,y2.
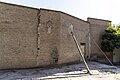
87,17,111,22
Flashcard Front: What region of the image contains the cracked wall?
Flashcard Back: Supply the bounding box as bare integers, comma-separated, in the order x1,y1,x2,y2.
37,9,60,66
0,2,90,69
0,2,110,69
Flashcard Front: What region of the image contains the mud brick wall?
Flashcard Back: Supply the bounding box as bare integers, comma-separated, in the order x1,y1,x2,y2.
0,2,38,69
87,18,111,59
58,13,90,64
38,9,90,65
37,9,60,66
0,2,111,69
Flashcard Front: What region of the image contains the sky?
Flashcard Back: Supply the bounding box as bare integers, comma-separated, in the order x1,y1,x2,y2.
0,0,120,25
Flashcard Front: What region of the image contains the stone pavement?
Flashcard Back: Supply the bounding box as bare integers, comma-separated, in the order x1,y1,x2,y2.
0,62,120,80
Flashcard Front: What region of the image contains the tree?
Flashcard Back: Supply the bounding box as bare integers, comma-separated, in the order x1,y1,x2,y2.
101,24,120,52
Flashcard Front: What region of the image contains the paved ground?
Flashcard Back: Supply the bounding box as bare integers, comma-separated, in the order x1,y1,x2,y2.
0,62,120,80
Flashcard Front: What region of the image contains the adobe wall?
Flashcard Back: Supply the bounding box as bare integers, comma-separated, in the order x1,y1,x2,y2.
0,2,112,69
58,13,90,64
37,9,60,66
0,3,61,69
87,18,111,59
0,2,90,69
0,2,39,69
38,9,90,65
113,48,120,63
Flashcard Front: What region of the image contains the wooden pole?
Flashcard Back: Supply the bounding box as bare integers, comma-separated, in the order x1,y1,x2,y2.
71,32,91,74
91,36,114,66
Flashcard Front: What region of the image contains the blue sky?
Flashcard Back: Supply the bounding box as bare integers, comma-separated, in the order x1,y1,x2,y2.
0,0,120,25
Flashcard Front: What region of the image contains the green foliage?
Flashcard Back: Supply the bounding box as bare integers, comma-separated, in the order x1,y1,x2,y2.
101,39,114,52
115,25,120,35
105,23,116,33
102,33,117,40
101,23,120,52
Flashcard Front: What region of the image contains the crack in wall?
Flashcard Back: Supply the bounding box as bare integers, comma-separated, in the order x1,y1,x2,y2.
36,9,41,66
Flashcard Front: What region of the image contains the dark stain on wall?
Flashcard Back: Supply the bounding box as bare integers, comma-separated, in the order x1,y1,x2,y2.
50,47,58,64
